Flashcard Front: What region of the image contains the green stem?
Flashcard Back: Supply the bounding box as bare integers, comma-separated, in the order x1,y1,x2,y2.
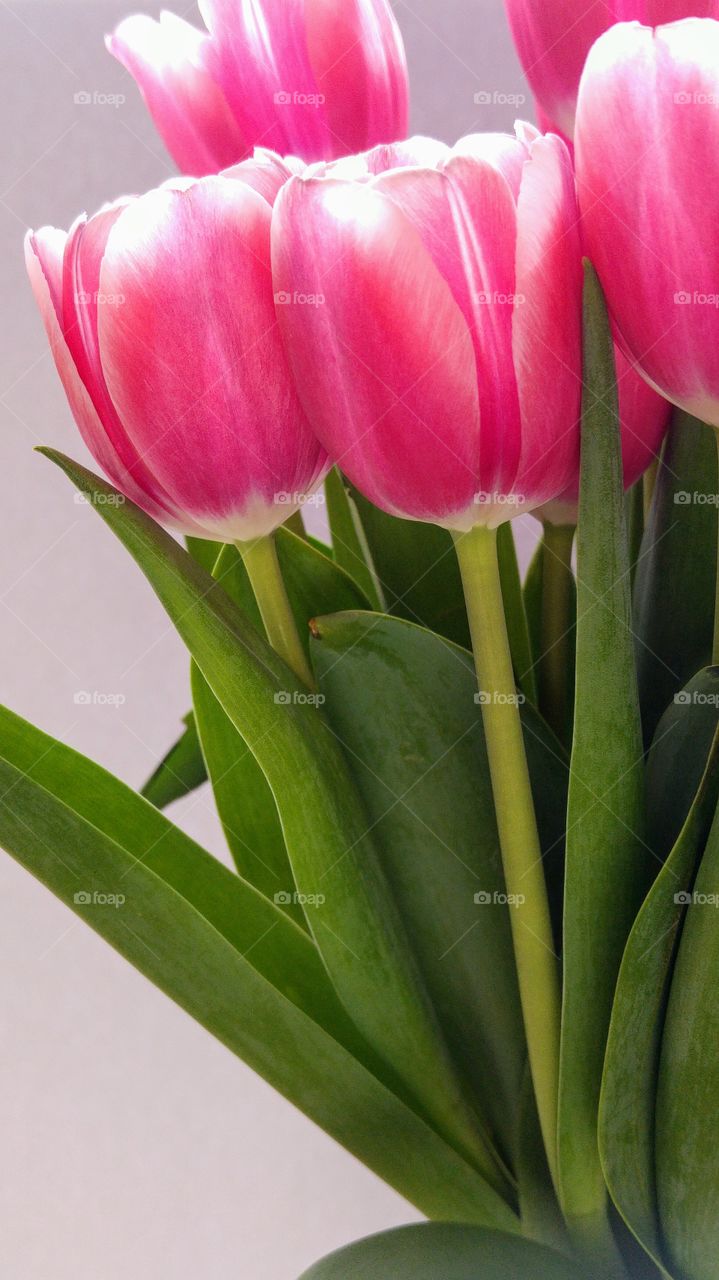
714,430,719,666
538,522,576,743
453,524,562,1195
237,534,315,689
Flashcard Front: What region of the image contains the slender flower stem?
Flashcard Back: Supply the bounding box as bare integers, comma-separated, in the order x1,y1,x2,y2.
538,522,576,744
714,430,719,666
237,534,316,689
454,524,562,1194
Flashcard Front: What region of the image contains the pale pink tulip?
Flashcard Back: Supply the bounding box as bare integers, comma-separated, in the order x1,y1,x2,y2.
504,0,719,138
272,128,583,530
542,349,672,524
108,0,409,176
26,156,327,540
576,19,719,428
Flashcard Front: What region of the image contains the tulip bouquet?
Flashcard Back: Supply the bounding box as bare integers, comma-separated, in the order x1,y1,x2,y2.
7,0,719,1276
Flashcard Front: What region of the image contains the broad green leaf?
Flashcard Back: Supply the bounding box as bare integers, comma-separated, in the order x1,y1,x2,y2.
524,538,543,669
41,449,512,1196
140,711,207,809
656,762,719,1280
516,1068,569,1254
0,704,515,1229
324,467,383,609
186,535,223,574
311,610,568,1168
192,532,369,923
634,411,717,745
522,525,577,749
600,703,719,1273
497,522,537,704
558,265,648,1247
348,486,472,647
646,666,719,863
298,1223,578,1280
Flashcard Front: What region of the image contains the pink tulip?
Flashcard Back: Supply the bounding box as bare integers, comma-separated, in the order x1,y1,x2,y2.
542,349,672,524
108,0,409,176
576,19,719,429
26,155,328,540
504,0,719,138
271,127,583,531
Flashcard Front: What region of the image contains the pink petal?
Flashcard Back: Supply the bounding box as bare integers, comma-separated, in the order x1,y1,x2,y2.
272,175,482,527
108,13,244,174
512,132,583,508
576,19,719,426
98,177,327,541
305,0,409,154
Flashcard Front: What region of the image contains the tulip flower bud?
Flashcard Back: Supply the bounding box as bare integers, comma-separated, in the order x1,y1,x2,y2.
504,0,719,139
272,127,583,531
108,0,409,176
26,157,328,540
575,18,719,429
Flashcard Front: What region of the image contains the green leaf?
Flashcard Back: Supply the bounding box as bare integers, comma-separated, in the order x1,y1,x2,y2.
656,755,719,1280
634,410,717,745
497,522,537,705
192,531,369,923
0,703,514,1228
298,1223,578,1280
646,666,719,862
40,448,513,1198
140,711,207,809
557,264,648,1246
311,612,568,1161
324,467,384,609
600,694,719,1273
348,486,472,647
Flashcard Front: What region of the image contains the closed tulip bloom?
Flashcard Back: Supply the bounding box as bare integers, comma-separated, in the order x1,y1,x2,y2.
542,349,672,524
26,157,327,540
505,0,719,138
272,128,583,531
576,19,719,428
108,0,409,176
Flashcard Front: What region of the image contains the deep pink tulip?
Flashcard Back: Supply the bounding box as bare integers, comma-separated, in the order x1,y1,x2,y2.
543,349,672,523
108,0,409,176
576,19,719,428
271,128,583,531
26,155,328,540
504,0,719,138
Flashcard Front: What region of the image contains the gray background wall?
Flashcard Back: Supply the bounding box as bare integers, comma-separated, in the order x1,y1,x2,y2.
0,3,530,1276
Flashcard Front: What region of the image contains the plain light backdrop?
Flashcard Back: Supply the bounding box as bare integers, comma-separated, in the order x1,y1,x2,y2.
0,3,532,1276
